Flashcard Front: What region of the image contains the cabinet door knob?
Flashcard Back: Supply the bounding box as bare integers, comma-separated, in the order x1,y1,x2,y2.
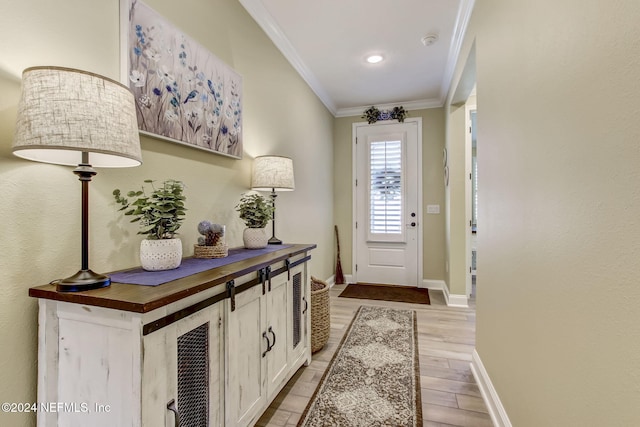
167,399,181,427
262,331,271,357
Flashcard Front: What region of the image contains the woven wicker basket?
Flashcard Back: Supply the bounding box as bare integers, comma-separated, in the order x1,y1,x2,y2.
194,242,228,258
310,276,330,353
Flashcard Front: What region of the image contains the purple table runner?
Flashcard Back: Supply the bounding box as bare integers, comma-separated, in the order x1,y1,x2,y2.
110,245,292,286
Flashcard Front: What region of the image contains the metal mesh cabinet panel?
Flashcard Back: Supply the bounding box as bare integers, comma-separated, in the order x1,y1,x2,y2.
292,272,302,348
177,322,209,427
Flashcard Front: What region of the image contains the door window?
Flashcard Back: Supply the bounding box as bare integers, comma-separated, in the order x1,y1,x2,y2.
368,136,405,242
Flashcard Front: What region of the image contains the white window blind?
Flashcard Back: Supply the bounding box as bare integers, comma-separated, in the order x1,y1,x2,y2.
369,139,403,239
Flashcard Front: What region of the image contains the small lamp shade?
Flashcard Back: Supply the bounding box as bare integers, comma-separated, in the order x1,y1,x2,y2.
12,66,142,167
251,155,295,191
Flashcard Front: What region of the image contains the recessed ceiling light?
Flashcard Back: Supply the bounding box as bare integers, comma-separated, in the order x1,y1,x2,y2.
366,55,384,64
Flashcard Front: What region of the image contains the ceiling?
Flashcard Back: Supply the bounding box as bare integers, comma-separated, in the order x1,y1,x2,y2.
238,0,474,117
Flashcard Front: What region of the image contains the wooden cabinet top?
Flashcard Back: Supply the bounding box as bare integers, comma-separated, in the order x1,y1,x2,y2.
29,244,316,313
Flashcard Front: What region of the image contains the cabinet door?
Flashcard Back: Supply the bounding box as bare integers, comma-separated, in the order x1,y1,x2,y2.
226,284,267,426
142,302,222,427
288,264,309,368
265,271,290,398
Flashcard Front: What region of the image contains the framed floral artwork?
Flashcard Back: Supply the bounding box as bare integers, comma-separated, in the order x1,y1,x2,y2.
120,0,243,159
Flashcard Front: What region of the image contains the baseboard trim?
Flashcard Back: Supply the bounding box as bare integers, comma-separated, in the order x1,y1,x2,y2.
470,349,512,427
442,282,469,307
446,293,469,307
421,279,468,307
421,279,446,290
325,274,353,288
325,275,335,287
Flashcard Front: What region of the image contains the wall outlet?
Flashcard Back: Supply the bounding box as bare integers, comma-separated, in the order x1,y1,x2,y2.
426,204,440,214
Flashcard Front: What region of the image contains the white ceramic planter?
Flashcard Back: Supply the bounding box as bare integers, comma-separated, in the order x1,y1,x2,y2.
243,228,268,249
140,238,183,271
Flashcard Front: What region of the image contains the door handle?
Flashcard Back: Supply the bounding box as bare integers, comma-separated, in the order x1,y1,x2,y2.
269,326,276,349
302,296,308,314
167,399,180,427
262,331,271,357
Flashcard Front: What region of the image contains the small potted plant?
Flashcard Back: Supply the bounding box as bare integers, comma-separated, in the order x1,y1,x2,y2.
235,193,274,249
194,220,227,258
113,179,186,271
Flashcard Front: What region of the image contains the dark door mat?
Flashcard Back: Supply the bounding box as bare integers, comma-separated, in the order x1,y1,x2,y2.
339,283,430,305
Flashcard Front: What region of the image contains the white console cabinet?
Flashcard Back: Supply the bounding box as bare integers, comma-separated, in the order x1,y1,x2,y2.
29,244,315,427
226,263,308,426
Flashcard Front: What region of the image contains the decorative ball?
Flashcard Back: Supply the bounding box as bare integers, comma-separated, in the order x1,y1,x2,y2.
197,220,212,235
210,223,224,236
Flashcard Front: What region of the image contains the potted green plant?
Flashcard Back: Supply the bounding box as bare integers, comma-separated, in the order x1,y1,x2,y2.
113,179,186,271
235,193,274,249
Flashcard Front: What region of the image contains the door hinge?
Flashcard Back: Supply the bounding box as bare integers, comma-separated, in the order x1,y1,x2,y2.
355,264,358,272
218,316,222,328
469,126,472,133
469,267,472,273
469,220,472,227
355,221,358,229
469,173,472,179
355,179,358,186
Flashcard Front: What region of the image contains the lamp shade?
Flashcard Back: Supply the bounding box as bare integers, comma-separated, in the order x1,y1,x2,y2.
12,66,142,167
251,155,295,191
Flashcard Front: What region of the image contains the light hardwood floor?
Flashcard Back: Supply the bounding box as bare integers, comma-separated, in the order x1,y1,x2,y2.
255,284,493,427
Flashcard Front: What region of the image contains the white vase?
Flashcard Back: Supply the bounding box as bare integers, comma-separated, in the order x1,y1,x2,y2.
243,228,268,249
140,238,183,271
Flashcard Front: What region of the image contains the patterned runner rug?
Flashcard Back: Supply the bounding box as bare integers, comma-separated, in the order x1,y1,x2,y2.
298,305,422,426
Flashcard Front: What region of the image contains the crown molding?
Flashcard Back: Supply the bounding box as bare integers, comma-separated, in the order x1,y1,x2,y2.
440,0,476,101
239,0,475,118
238,0,337,115
335,98,444,118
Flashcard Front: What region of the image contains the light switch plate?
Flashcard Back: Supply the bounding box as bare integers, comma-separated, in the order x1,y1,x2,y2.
426,204,440,214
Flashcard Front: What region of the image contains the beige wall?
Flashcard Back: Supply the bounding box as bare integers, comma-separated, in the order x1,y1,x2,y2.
0,1,333,425
448,0,640,424
333,108,446,282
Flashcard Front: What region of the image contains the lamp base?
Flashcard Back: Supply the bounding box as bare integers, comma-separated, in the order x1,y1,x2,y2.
268,236,283,245
56,269,111,292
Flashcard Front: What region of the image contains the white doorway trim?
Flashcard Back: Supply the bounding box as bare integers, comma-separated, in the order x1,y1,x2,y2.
465,101,476,298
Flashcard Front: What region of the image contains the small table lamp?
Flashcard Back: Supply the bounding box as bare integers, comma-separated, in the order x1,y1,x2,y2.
251,155,295,244
12,66,142,292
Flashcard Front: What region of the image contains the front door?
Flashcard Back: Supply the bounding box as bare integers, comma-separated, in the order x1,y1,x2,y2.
354,119,421,286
